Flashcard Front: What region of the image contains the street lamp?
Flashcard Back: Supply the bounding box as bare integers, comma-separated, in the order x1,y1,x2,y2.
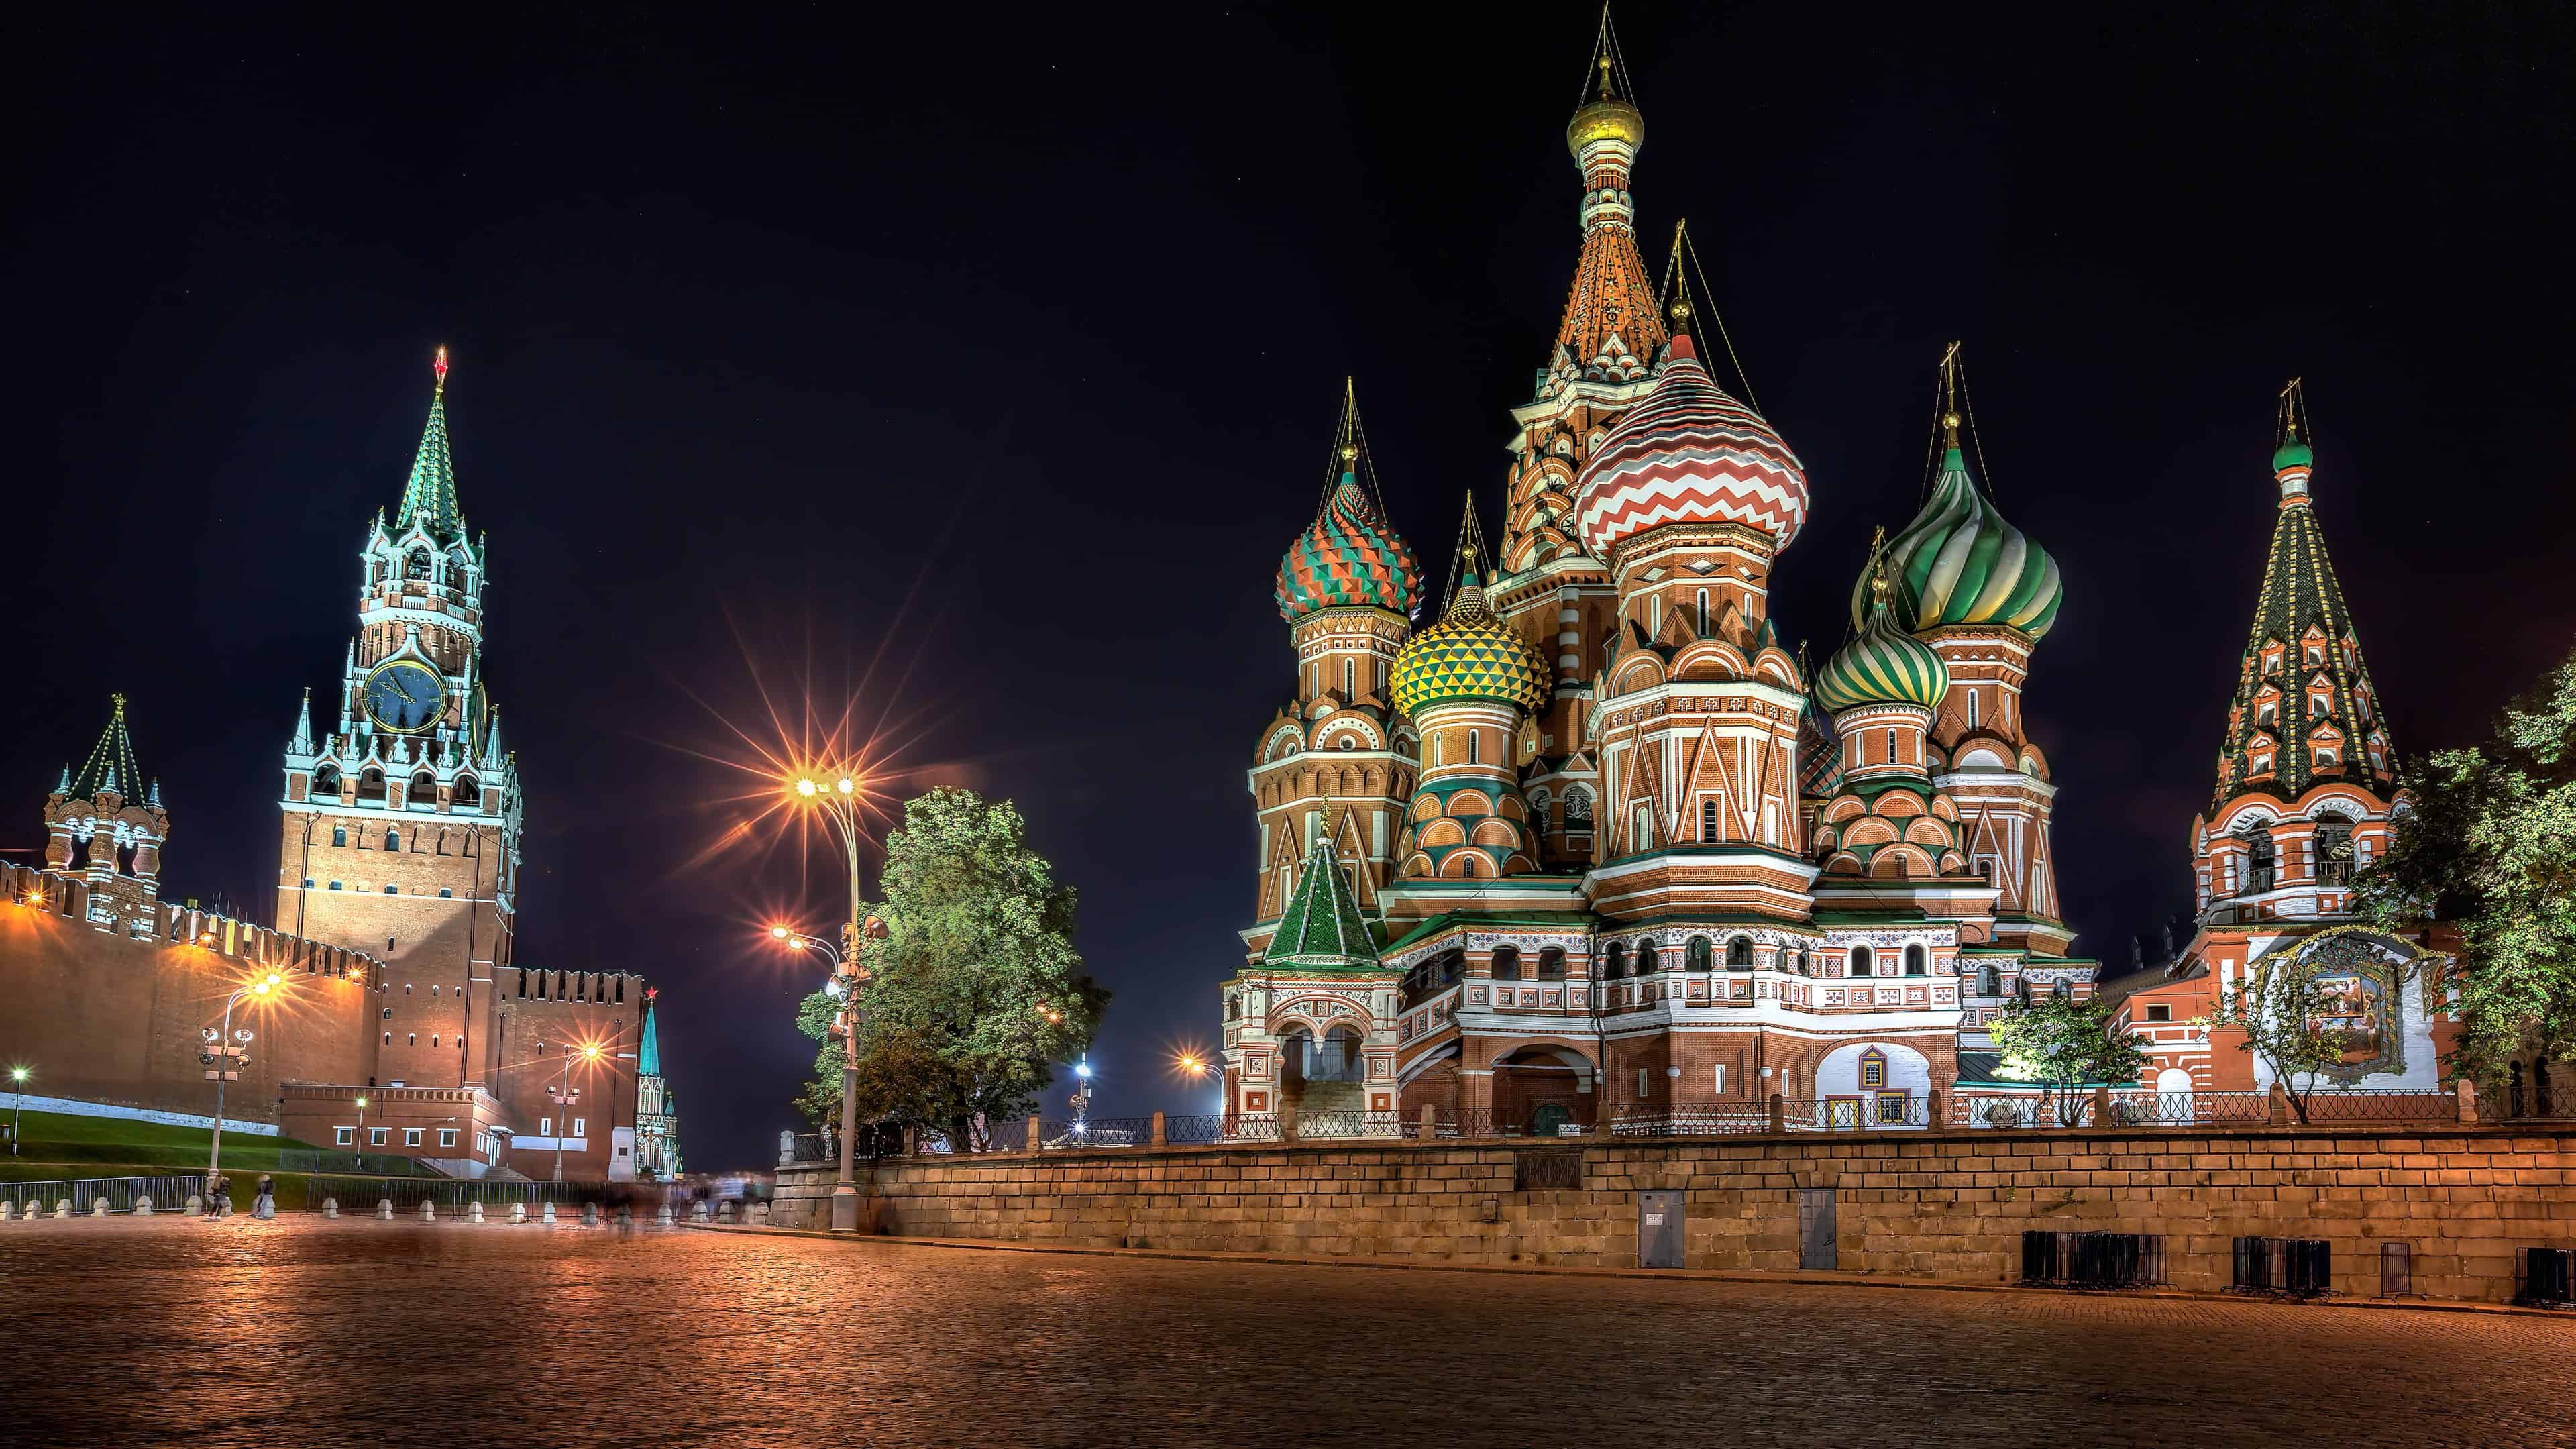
547,1041,604,1183
205,972,285,1185
8,1065,28,1157
783,764,879,1233
354,1093,370,1165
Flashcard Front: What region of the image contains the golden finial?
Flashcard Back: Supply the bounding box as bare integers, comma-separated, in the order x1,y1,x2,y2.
1340,443,1358,462
1867,526,1892,606
1669,297,1692,324
1599,52,1613,99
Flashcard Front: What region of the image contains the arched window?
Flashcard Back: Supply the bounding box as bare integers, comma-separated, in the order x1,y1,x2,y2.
2243,829,2277,893
1978,965,2001,997
1536,948,1566,981
1725,936,1754,969
1491,946,1521,981
1633,939,1659,975
453,775,478,805
1438,953,1462,987
331,827,347,847
315,766,341,796
1467,730,1481,765
2051,979,2072,1002
1685,936,1713,971
1697,588,1710,633
1905,943,1929,976
405,548,433,581
1601,941,1626,979
2316,820,2355,883
1701,799,1720,841
1564,789,1593,829
2015,977,2033,1007
357,769,387,804
384,829,400,852
1848,946,1872,978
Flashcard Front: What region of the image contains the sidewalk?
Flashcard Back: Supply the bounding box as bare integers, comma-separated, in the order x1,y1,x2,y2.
686,1222,2576,1320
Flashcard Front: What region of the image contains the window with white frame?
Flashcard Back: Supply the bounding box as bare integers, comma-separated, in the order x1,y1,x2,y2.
439,1128,458,1148
1635,1068,1650,1099
571,1118,586,1138
1712,1063,1727,1095
369,1128,388,1146
404,1128,423,1146
539,1117,552,1136
335,1126,354,1146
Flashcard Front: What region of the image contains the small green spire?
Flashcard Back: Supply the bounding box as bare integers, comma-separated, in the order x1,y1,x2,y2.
637,1002,663,1076
394,347,467,541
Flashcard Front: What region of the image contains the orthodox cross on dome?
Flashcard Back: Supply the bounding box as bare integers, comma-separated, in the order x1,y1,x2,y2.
1656,217,1758,409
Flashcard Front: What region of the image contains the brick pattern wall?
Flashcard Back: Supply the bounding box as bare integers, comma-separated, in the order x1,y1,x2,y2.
775,1126,2576,1305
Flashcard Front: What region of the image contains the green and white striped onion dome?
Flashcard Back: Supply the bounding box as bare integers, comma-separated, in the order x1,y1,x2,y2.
1862,444,2062,641
1389,570,1548,716
1815,597,1951,714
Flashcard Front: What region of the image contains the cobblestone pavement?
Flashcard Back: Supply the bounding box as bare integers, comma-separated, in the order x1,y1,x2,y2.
3,1218,2573,1448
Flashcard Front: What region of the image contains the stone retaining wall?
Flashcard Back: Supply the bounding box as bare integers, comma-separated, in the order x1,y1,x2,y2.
773,1125,2576,1304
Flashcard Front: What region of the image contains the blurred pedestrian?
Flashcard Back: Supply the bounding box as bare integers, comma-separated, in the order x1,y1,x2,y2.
252,1174,276,1220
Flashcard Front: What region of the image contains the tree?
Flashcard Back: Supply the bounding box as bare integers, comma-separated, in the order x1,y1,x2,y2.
794,788,1108,1150
1988,994,2149,1127
2204,926,2410,1123
2358,645,2576,1084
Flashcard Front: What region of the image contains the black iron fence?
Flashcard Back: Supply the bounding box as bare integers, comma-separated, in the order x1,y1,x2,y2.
2231,1236,2335,1297
1782,1095,1933,1131
274,1149,442,1177
2289,1088,2454,1124
2514,1247,2576,1308
1609,1102,1770,1137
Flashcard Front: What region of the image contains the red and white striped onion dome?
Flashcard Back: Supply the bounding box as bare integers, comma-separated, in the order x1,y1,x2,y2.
1570,335,1810,558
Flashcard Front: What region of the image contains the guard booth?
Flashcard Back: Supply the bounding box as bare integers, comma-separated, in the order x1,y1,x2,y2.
1638,1190,1683,1268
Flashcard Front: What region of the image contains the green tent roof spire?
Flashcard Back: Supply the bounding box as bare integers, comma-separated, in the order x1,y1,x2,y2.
68,694,143,801
394,347,467,541
637,999,663,1076
1261,838,1381,971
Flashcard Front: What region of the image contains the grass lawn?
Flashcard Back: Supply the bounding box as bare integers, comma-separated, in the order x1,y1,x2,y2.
2,1108,328,1170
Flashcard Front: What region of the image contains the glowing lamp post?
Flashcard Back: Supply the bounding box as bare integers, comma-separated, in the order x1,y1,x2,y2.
784,766,880,1233
204,972,284,1182
354,1093,370,1163
8,1065,27,1156
546,1041,603,1183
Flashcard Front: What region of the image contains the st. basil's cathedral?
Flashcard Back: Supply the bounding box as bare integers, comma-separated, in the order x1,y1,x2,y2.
1217,42,2424,1132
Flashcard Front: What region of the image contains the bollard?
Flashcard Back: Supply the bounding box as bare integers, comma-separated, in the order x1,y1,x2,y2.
134,1195,154,1217
0,1201,13,1221
185,1195,205,1217
692,1201,710,1223
323,1198,339,1219
748,1201,769,1226
91,1197,110,1218
421,1199,437,1222
469,1201,485,1223
1419,1104,1438,1142
657,1203,674,1225
716,1201,735,1224
510,1202,527,1224
617,1205,633,1225
542,1202,557,1224
582,1203,598,1226
378,1199,394,1220
1150,1110,1167,1148
55,1199,72,1219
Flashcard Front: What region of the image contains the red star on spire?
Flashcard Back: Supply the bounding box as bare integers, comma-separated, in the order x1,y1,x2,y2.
432,346,449,392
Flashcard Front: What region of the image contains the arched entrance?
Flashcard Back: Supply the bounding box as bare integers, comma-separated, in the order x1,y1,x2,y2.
1489,1043,1595,1136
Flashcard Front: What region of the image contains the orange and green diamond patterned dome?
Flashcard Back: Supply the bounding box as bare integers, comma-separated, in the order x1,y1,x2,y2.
1389,568,1548,716
1276,466,1424,623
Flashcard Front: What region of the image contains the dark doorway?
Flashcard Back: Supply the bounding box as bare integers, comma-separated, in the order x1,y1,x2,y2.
1799,1187,1837,1270
1638,1190,1683,1269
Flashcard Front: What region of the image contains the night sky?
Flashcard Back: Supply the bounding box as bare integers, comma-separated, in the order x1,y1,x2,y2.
9,7,2572,1169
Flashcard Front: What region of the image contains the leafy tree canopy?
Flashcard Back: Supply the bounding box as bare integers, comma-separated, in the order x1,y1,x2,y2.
1988,994,2149,1125
796,788,1108,1149
2359,647,2576,1080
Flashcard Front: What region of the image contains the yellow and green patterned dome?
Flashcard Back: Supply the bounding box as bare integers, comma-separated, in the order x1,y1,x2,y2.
1816,595,1951,714
1390,566,1548,717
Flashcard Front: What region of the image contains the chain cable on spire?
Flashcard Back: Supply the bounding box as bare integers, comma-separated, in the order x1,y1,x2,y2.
1576,6,1638,111
1654,219,1760,412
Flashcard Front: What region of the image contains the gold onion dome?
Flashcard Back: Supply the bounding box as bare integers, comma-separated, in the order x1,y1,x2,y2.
1566,53,1644,154
1390,562,1548,716
1815,590,1952,714
1866,435,2062,641
1275,456,1424,623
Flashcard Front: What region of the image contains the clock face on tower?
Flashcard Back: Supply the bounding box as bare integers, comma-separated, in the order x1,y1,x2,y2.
364,660,447,733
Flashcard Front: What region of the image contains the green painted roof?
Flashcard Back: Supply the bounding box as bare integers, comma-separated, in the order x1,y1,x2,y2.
395,370,467,543
1262,841,1382,970
1870,445,2062,641
66,695,144,801
637,1004,662,1076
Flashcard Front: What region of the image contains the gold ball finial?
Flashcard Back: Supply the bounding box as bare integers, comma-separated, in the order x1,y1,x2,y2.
1668,299,1692,322
1340,443,1358,462
1941,412,1961,429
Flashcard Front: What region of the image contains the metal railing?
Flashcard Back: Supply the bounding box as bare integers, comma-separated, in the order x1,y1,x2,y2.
1609,1102,1769,1137
1782,1095,1933,1130
2098,1091,2271,1126
2288,1088,2454,1124
1164,1114,1228,1146
303,1175,643,1210
0,1175,203,1215
2023,1230,2169,1289
275,1149,442,1177
1044,1117,1151,1148
1284,1110,1405,1141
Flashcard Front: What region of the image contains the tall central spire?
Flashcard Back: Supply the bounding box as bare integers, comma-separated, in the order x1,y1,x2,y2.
394,347,466,542
1550,17,1666,387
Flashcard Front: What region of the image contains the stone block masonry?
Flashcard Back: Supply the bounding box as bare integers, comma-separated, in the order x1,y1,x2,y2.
772,1124,2576,1305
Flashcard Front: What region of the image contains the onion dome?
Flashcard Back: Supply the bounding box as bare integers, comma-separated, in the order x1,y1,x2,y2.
2271,415,2316,504
1816,588,1951,715
1572,334,1811,559
1391,559,1548,717
1276,461,1424,622
1870,422,2062,641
